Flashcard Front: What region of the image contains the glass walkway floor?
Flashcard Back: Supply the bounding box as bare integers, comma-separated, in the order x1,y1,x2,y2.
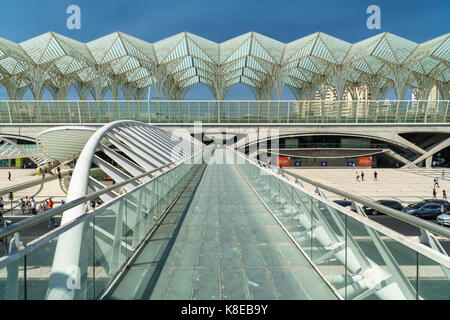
105,149,338,300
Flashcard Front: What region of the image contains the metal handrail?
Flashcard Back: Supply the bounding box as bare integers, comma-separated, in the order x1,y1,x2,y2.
282,169,450,239
0,158,185,240
238,151,450,239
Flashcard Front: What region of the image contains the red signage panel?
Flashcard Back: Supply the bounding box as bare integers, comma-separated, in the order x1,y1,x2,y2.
278,157,290,167
358,156,373,167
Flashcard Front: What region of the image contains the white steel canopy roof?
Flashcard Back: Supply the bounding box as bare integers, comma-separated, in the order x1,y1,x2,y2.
0,31,448,100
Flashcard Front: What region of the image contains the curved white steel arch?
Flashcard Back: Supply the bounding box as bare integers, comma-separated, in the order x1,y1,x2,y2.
45,120,196,300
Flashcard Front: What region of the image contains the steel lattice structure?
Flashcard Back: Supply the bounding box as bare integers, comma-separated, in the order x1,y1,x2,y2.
0,31,448,101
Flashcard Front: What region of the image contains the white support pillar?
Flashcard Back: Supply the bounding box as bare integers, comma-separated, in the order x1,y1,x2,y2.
391,65,411,100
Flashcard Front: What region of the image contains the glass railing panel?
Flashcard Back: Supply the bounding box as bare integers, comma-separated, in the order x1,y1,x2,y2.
97,101,111,122
187,101,198,122
433,101,447,123
394,101,405,123
208,102,218,123
267,101,278,123
237,101,248,123
365,101,378,123
415,101,426,123
295,101,306,123
135,101,147,122
167,101,178,122
59,101,72,123
79,101,91,123
0,101,10,123
227,101,238,123
247,101,258,123
378,235,419,299
93,201,126,298
307,200,348,294
344,213,419,300
376,102,389,123
178,101,187,123
197,101,208,123
417,254,450,300
8,101,23,123
424,101,437,123
405,101,419,123
25,217,95,300
145,178,159,224
107,101,119,122
158,101,170,123
258,102,268,123
117,101,129,120
66,102,79,123
47,102,60,123
279,101,289,123
384,102,396,123
0,255,25,299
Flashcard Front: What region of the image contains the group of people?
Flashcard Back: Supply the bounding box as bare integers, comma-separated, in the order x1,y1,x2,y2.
355,170,378,182
432,177,447,200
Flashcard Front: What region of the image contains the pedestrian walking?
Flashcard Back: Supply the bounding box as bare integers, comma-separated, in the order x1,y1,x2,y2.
20,198,26,215
374,171,378,181
56,167,61,174
38,202,45,215
443,190,447,200
361,171,365,181
30,197,37,215
0,197,4,216
47,198,56,228
356,172,360,182
8,171,11,181
25,196,30,214
433,188,437,199
58,172,62,180
90,200,96,211
434,178,440,188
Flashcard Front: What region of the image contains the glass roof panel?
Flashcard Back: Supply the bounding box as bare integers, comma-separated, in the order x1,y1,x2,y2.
179,68,196,81
225,38,251,64
246,56,265,73
187,38,213,63
173,56,193,74
219,33,252,63
252,32,284,63
163,38,188,64
251,38,275,63
153,33,186,64
87,33,121,64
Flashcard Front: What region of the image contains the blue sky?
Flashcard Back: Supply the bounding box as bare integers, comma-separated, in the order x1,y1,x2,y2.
0,0,448,100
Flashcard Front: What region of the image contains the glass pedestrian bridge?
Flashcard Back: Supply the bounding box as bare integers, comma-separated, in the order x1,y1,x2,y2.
0,100,448,124
0,147,449,300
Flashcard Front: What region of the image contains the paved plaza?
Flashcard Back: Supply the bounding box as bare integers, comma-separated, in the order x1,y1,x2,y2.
0,168,66,216
286,167,450,205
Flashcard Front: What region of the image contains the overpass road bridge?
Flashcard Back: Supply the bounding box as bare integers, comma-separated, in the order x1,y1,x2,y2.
0,100,449,168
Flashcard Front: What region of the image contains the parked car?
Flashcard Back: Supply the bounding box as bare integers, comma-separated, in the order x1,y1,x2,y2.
422,199,450,210
333,200,357,212
362,200,403,216
402,201,447,219
436,212,450,226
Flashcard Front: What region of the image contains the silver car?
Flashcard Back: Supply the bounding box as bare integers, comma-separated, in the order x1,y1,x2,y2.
437,212,450,226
